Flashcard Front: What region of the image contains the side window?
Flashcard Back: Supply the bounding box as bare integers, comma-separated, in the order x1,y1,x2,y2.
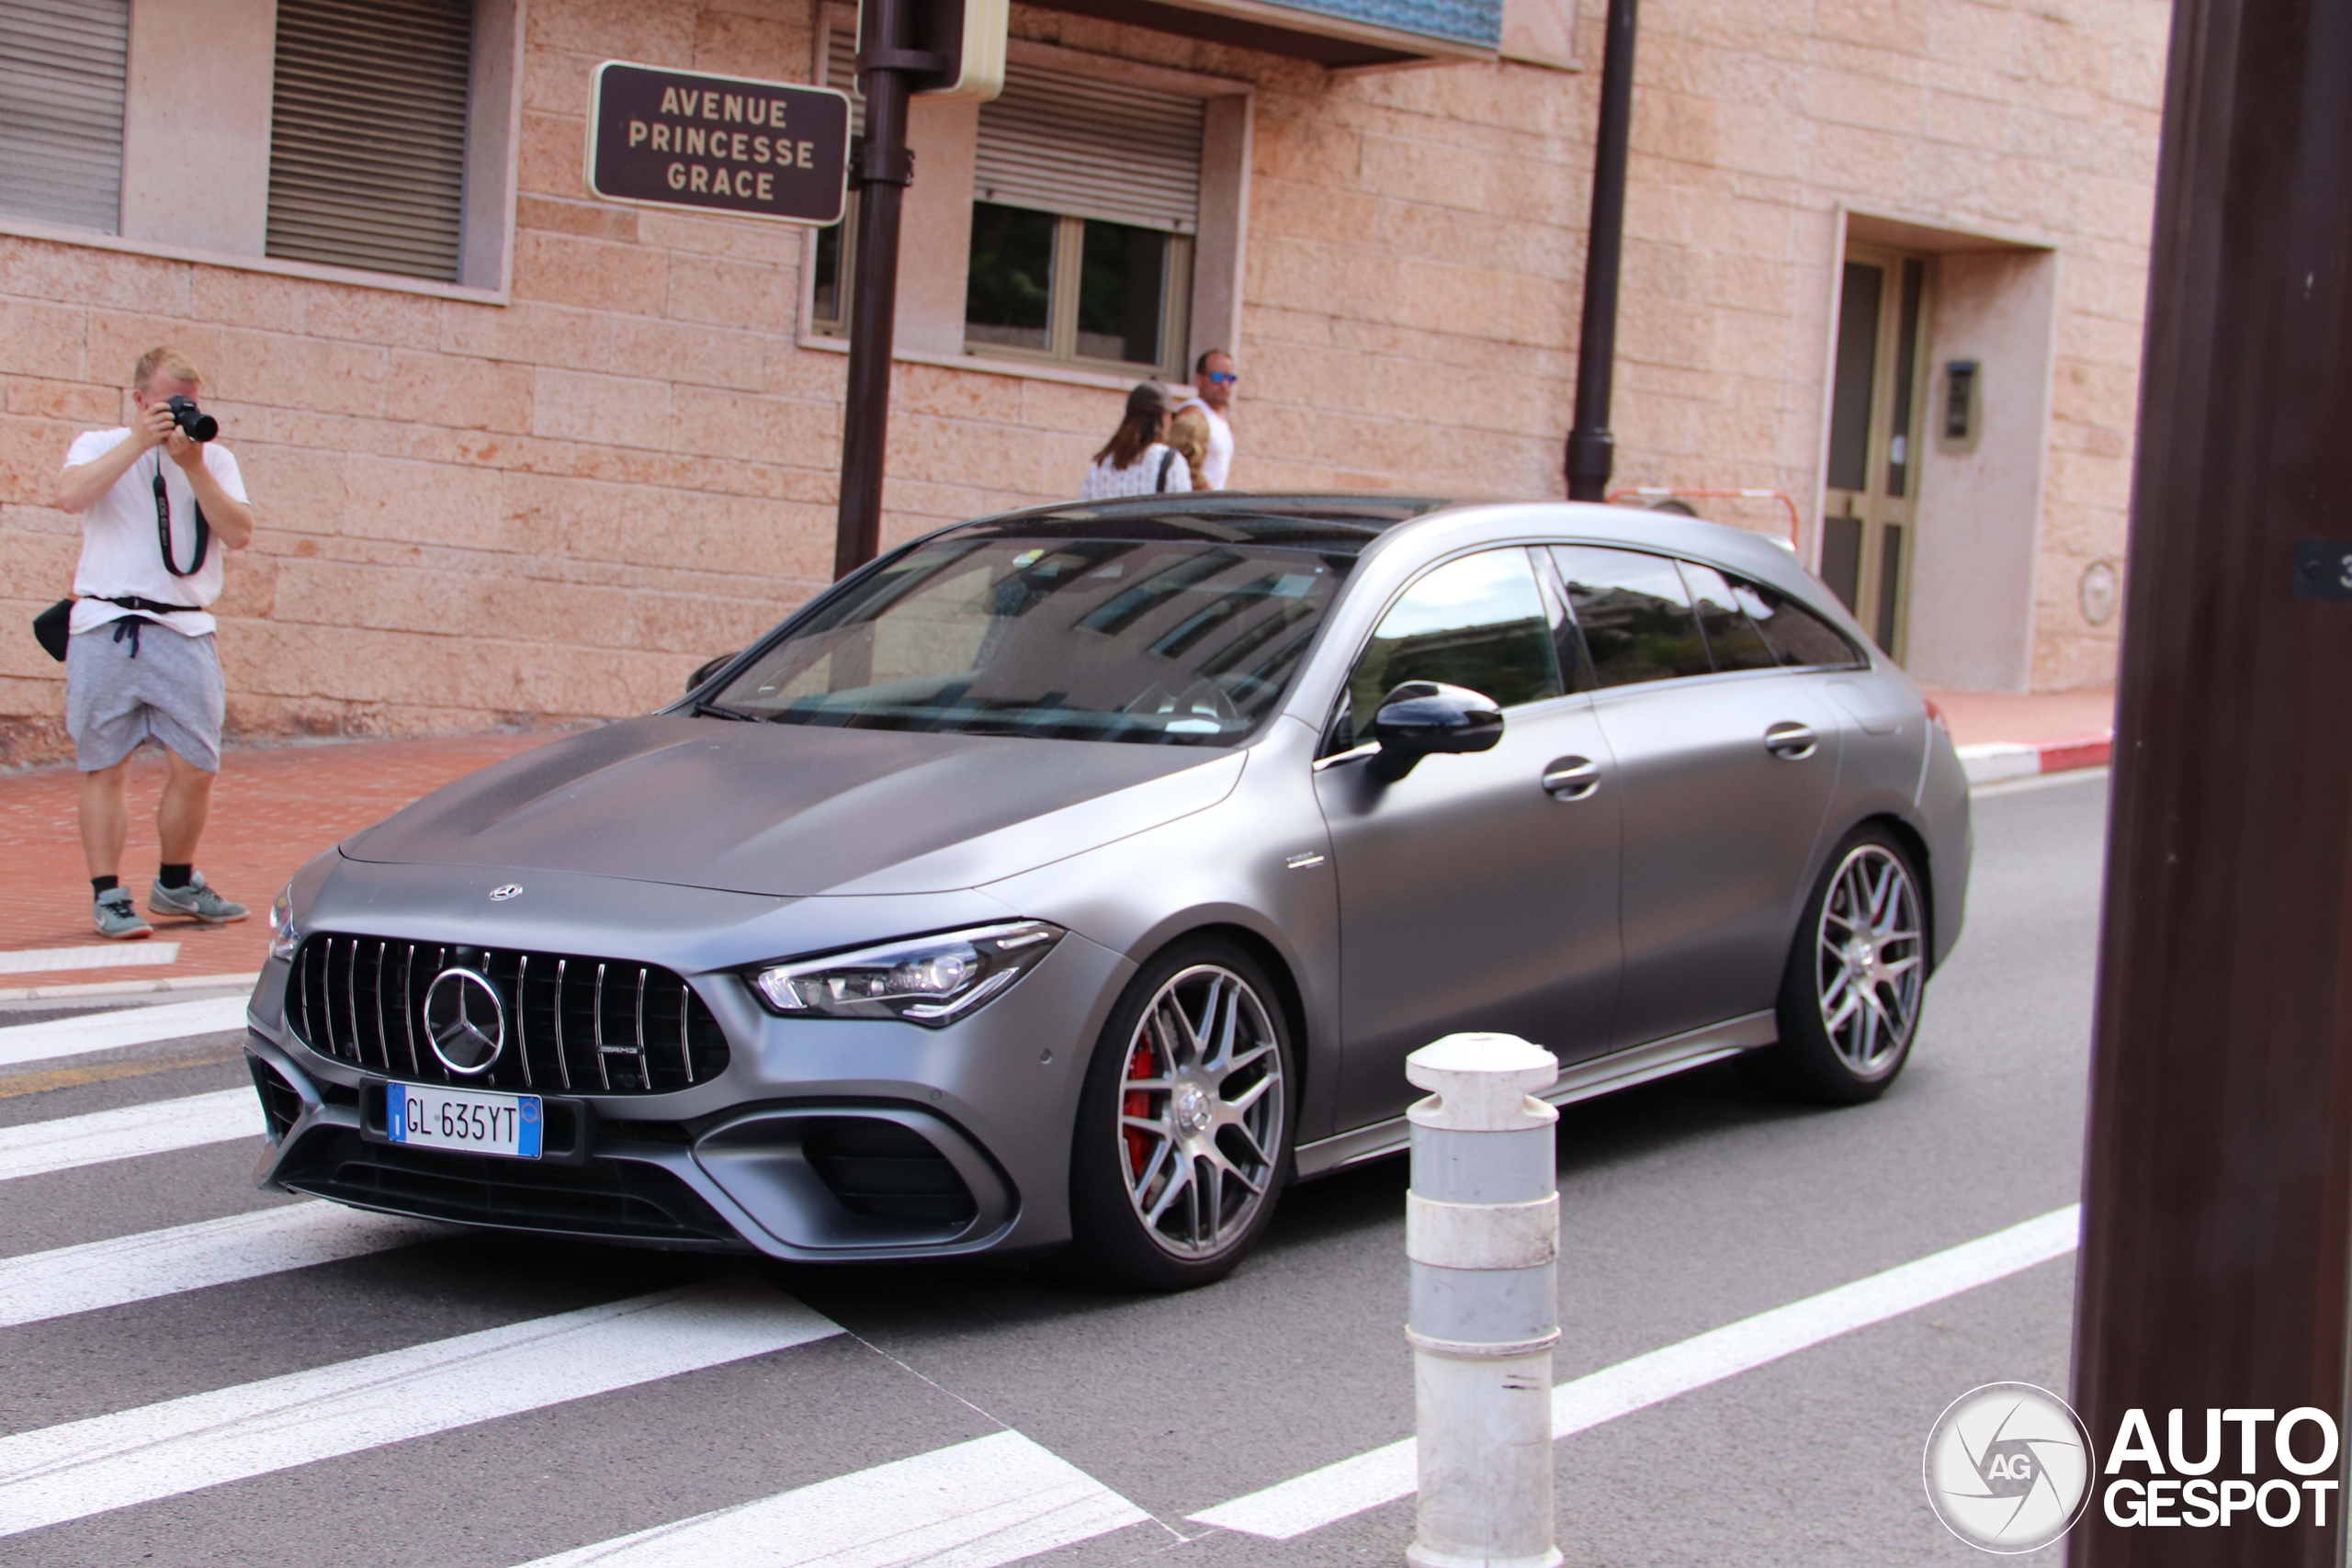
1678,562,1779,672
1551,546,1713,687
1725,574,1868,669
1332,548,1563,750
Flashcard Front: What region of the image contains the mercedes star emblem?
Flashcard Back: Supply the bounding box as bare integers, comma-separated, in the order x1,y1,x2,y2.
422,967,506,1076
489,885,523,902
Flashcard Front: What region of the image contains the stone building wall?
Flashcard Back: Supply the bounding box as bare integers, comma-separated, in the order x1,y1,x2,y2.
0,0,2165,766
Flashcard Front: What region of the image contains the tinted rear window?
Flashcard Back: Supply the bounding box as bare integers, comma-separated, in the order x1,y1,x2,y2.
1551,545,1713,686
1725,575,1867,669
1679,561,1780,672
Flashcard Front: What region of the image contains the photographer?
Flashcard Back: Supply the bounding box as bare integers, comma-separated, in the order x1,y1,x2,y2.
53,347,255,940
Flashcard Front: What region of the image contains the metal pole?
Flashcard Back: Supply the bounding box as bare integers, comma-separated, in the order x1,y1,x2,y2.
833,0,917,580
2070,0,2352,1558
1563,0,1637,502
1405,1033,1562,1568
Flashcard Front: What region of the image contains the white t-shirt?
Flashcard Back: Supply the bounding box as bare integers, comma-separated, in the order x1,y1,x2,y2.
62,428,246,637
1081,445,1191,501
1176,397,1234,489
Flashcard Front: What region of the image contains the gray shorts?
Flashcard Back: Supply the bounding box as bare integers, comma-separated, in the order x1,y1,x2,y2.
65,623,224,773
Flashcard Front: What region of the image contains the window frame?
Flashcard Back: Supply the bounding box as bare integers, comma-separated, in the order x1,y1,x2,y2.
803,22,1249,392
0,0,523,300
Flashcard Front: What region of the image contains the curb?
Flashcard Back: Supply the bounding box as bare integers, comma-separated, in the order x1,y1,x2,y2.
1958,735,2113,786
0,971,260,1004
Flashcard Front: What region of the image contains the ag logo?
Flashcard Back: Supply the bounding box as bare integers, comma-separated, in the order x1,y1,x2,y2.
1925,1382,2096,1552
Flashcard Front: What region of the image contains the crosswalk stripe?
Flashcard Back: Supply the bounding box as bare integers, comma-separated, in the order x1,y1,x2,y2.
0,1203,447,1330
0,1089,259,1183
0,1276,839,1540
514,1430,1155,1568
1188,1203,2084,1539
0,996,251,1071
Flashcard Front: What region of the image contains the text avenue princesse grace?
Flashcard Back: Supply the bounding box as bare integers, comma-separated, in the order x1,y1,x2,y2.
624,84,825,200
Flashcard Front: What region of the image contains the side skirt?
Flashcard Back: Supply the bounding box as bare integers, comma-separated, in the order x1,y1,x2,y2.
1289,1010,1779,1180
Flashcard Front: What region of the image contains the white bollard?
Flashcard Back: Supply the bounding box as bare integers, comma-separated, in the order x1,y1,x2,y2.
1405,1032,1563,1568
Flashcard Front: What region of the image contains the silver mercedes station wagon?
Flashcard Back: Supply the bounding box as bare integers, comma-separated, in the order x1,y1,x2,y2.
245,495,1971,1288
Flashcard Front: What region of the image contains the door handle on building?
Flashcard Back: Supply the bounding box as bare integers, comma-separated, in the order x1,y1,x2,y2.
1764,722,1817,760
1542,758,1600,799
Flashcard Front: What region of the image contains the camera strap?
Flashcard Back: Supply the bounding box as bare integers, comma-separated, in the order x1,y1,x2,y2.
151,454,209,578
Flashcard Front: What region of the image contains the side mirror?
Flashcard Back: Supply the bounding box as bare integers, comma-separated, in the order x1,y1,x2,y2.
687,651,740,694
1367,681,1504,782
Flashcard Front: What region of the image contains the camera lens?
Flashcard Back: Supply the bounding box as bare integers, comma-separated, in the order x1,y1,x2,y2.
166,395,218,443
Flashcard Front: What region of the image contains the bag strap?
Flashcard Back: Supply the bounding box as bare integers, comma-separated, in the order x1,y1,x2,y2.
152,454,210,578
1156,448,1176,493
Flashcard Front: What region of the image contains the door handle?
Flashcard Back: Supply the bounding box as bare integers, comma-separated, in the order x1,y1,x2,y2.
1764,721,1818,760
1542,757,1600,799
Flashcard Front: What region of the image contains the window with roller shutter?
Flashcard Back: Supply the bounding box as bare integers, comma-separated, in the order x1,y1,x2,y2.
264,0,473,283
811,25,1204,380
0,0,130,233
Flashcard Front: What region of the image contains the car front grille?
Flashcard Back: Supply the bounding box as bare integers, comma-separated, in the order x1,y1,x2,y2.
286,934,729,1094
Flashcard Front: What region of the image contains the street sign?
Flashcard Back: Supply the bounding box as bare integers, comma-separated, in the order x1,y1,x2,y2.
584,62,851,226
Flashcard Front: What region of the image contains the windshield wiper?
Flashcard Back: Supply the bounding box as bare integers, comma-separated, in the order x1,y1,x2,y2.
689,697,761,721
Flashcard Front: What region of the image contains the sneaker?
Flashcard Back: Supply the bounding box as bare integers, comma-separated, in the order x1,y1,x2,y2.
94,889,153,941
148,871,249,925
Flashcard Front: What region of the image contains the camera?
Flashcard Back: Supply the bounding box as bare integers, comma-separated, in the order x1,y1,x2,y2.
165,394,217,443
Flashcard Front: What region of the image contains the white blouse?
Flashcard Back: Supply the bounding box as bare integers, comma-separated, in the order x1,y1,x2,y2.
1080,444,1190,500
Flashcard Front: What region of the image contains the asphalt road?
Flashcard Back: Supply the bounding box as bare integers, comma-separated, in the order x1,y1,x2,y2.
0,769,2107,1567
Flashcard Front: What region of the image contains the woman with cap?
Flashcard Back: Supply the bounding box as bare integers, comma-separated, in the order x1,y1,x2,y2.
1080,382,1192,500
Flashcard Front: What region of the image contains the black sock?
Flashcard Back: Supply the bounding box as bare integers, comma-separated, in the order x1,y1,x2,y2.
91,875,119,898
158,863,193,890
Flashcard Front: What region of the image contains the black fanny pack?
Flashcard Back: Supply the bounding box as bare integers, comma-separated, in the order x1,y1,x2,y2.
31,594,197,662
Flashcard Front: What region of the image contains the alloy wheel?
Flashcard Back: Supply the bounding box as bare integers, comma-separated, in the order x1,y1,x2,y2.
1115,964,1285,1259
1815,843,1925,1076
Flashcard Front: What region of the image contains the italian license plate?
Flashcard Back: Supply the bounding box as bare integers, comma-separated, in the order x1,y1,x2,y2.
388,1082,543,1159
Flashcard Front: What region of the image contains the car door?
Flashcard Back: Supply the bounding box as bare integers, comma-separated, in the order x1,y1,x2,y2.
1549,546,1843,1051
1314,547,1623,1130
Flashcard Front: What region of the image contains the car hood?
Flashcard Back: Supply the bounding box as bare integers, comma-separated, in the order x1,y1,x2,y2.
341,715,1247,897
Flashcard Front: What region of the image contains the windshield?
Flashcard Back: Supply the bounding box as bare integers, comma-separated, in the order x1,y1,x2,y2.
708,534,1352,744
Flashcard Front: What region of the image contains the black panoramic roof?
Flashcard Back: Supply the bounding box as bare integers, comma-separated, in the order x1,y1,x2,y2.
939,492,1463,553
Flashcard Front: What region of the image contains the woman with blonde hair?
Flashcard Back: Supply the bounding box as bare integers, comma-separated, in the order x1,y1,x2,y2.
1165,406,1215,491
1080,382,1191,500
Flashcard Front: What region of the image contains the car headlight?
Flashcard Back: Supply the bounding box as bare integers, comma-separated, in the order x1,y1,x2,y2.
268,883,300,963
750,921,1063,1026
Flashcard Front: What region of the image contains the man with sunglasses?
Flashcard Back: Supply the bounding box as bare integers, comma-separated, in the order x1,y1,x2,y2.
1177,349,1238,490
53,347,255,940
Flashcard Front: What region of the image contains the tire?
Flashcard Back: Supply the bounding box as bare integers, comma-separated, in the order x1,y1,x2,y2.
1068,939,1295,1290
1748,826,1930,1105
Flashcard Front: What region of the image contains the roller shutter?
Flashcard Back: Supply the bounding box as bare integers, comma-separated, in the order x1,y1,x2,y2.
825,26,863,134
266,0,472,281
976,64,1202,234
0,0,129,232
827,25,1203,235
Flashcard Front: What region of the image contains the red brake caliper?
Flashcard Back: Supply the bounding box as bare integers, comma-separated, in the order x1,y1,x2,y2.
1121,1042,1154,1179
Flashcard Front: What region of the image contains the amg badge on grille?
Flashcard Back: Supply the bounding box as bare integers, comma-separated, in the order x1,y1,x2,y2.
423,968,506,1075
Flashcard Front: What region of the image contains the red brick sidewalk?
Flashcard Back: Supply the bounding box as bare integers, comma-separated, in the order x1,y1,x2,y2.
0,733,559,987
1918,685,2115,750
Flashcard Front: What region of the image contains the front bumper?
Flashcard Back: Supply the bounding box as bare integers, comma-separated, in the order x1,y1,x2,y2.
248,1032,1032,1259
243,874,1136,1261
